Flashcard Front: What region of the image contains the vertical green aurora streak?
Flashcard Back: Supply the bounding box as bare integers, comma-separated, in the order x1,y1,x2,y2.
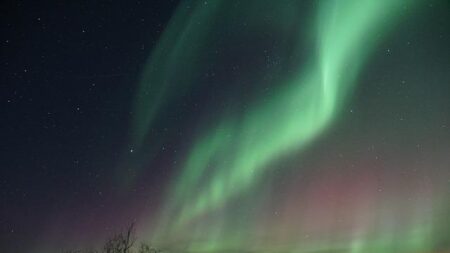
131,0,445,252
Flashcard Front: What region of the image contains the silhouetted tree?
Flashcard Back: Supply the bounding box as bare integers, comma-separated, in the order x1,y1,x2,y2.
63,222,162,253
103,223,136,253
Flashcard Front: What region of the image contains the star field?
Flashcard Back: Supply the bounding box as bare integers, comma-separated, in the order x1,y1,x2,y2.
1,0,449,252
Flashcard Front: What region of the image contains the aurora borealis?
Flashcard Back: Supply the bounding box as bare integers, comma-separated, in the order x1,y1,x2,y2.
2,0,450,252
129,0,449,252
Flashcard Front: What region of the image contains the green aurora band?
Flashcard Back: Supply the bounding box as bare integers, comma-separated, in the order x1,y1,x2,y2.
132,0,448,252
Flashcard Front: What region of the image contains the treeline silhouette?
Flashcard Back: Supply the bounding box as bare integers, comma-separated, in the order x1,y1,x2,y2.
63,223,162,253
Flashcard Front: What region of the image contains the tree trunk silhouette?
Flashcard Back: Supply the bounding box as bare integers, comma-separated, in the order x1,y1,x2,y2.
103,223,136,253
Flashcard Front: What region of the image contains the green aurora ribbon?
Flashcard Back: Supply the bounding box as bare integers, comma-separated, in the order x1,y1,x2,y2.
131,1,449,252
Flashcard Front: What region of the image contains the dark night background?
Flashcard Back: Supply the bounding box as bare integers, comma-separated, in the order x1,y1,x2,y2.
1,1,180,251
1,0,450,252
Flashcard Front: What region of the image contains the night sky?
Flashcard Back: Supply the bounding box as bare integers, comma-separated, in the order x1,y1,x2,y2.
1,1,449,253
